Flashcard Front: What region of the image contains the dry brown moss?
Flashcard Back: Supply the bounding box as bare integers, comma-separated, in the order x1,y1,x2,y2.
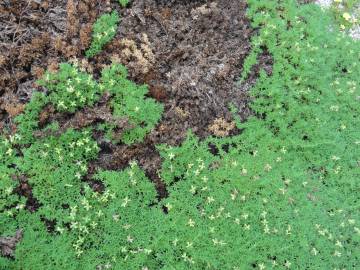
208,117,236,137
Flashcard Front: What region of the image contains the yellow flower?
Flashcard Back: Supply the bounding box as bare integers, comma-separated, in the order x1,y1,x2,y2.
340,24,346,30
187,218,195,227
165,203,173,211
334,0,342,3
343,12,351,21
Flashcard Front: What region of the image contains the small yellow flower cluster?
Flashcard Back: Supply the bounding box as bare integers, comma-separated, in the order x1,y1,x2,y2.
181,252,195,264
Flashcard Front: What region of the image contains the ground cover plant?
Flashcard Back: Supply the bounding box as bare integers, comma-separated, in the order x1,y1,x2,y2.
119,0,130,8
0,0,359,269
329,0,359,30
86,11,120,58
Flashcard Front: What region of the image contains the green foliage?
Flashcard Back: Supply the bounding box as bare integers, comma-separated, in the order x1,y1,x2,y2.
13,214,77,270
13,165,163,269
119,0,130,8
1,58,162,268
1,0,360,269
18,129,99,221
238,42,261,83
21,61,161,145
59,165,160,266
0,171,24,234
100,63,163,144
0,135,26,236
14,92,47,144
330,0,359,29
37,63,101,113
233,0,360,268
86,11,119,58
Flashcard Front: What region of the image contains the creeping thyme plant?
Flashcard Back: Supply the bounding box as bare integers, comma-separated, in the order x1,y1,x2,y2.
1,0,360,269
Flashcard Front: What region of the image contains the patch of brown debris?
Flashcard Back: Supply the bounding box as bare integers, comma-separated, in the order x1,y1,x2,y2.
0,230,22,257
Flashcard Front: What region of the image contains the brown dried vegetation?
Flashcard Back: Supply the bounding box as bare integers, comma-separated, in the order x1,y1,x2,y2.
0,230,23,257
208,117,236,137
107,33,155,77
0,0,108,121
66,0,79,39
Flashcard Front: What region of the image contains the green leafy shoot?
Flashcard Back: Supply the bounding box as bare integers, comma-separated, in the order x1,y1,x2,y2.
100,63,163,144
119,0,130,8
86,11,119,58
37,63,101,113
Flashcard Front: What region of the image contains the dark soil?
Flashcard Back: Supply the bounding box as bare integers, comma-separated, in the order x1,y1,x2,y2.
114,0,254,144
0,0,272,221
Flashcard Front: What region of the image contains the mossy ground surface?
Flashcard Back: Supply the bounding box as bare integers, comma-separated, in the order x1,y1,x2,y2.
1,0,360,269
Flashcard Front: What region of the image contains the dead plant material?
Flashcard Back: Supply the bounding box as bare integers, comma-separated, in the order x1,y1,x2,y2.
105,0,112,13
208,118,236,137
149,85,167,102
38,105,55,127
52,36,65,53
80,58,94,73
66,0,79,39
40,1,49,10
18,33,50,67
80,23,92,50
2,103,25,118
63,44,79,58
31,65,45,79
160,8,172,20
78,1,89,14
77,0,98,23
47,58,59,73
111,34,155,75
0,230,23,257
116,0,256,144
174,106,190,119
0,55,7,67
191,2,218,20
64,106,131,131
13,174,41,212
